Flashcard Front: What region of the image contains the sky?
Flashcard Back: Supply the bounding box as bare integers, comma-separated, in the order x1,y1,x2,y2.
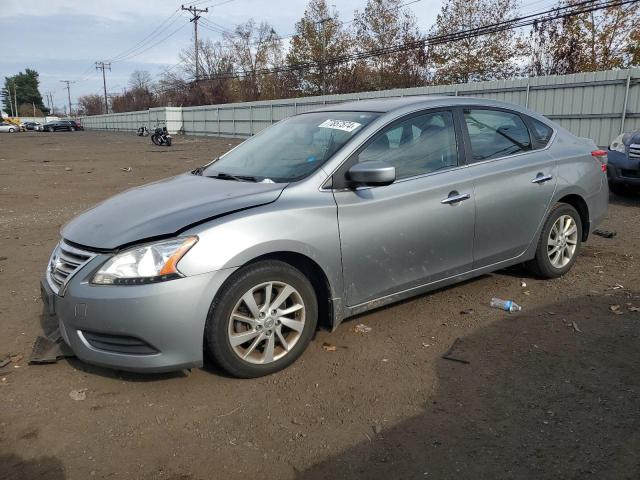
0,0,445,111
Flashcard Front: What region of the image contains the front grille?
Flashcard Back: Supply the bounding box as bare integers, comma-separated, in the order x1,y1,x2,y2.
629,144,640,159
46,241,95,295
81,331,159,355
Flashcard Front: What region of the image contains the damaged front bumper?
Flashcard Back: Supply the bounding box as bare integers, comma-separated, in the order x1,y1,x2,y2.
39,262,236,373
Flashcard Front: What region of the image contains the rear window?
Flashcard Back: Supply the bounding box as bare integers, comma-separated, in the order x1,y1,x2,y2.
529,118,553,146
463,109,532,162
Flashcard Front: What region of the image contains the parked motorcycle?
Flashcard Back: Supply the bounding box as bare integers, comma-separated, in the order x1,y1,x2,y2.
151,126,172,146
137,126,149,137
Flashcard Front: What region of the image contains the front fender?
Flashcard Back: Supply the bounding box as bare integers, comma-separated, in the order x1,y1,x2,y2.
177,197,344,304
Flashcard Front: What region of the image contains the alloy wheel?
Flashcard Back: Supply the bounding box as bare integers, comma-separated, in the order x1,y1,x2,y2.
547,214,578,268
228,281,306,365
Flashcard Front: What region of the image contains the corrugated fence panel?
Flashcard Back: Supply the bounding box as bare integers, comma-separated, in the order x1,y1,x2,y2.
80,68,640,146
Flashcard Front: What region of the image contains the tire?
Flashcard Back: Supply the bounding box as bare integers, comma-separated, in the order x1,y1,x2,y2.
526,203,582,279
205,260,318,378
151,134,161,145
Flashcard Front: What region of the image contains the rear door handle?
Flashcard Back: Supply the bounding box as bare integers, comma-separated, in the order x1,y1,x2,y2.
441,192,471,205
531,174,553,184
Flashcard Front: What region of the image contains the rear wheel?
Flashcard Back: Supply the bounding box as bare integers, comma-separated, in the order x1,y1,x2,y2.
527,203,582,279
205,260,318,378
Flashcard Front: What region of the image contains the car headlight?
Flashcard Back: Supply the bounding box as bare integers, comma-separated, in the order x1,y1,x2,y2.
92,236,198,285
610,134,626,153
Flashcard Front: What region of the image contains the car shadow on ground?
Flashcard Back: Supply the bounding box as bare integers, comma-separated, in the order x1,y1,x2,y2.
297,293,640,480
0,453,65,480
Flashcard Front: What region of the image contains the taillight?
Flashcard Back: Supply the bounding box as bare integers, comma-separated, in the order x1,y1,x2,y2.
591,149,607,172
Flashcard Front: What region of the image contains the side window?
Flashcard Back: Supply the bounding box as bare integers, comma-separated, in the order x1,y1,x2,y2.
529,117,553,147
357,110,458,180
464,109,532,162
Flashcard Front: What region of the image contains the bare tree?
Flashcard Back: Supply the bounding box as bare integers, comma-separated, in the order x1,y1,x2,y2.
530,0,640,75
223,19,285,101
77,94,105,115
429,0,526,84
286,0,355,96
354,0,428,90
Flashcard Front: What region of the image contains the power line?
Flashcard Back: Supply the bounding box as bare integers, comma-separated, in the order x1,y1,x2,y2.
191,0,637,84
108,9,182,63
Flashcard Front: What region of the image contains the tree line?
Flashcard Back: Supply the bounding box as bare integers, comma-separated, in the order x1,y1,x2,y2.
71,0,637,115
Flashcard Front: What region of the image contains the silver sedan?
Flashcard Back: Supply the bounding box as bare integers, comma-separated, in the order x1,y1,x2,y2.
0,122,19,133
41,97,608,377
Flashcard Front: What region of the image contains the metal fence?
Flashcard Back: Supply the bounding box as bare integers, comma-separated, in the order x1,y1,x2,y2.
80,68,640,147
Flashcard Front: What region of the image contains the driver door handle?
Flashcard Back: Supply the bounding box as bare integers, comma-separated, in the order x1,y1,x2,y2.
531,173,553,184
441,192,471,205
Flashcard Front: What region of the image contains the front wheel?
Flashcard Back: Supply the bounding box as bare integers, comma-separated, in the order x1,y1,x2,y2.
527,203,582,279
205,260,318,378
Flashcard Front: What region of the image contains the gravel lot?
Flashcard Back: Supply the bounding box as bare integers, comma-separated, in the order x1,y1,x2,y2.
1,130,639,480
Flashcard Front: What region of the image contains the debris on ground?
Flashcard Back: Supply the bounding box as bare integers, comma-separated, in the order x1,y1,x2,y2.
69,389,88,401
120,167,132,172
593,229,617,239
441,338,470,365
352,323,372,334
572,321,582,333
321,342,337,352
490,298,522,312
609,304,624,315
30,328,75,364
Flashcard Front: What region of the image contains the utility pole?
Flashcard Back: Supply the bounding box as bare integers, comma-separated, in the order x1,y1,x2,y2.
318,17,330,96
6,85,14,117
95,61,111,113
181,4,208,80
60,80,75,117
13,81,18,117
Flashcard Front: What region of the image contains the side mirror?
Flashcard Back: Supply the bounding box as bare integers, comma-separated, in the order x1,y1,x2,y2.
347,160,396,187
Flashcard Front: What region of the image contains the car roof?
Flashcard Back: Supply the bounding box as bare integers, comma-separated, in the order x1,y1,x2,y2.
311,95,533,115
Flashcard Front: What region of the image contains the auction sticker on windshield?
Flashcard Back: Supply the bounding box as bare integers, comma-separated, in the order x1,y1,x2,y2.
318,119,362,132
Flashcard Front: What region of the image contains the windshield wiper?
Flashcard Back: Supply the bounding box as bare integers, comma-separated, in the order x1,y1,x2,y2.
209,172,260,182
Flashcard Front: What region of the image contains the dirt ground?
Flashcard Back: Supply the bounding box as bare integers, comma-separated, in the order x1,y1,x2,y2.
1,130,639,480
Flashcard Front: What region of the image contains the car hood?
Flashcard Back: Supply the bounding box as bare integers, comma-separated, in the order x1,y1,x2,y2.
62,173,287,250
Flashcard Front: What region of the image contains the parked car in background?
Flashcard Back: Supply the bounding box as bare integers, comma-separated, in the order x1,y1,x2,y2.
24,121,43,131
608,130,640,192
41,97,608,378
42,120,81,132
0,122,18,133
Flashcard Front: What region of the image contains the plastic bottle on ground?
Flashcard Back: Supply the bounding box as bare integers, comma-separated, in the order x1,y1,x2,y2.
490,298,522,312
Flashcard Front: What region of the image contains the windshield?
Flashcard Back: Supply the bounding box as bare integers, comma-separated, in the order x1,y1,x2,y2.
202,111,379,182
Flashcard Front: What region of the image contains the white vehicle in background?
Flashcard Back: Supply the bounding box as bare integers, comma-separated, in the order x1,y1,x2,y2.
0,122,18,133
